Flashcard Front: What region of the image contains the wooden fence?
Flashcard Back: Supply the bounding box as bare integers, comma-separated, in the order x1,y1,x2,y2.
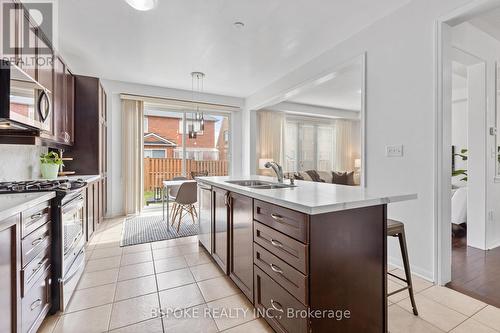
144,158,228,190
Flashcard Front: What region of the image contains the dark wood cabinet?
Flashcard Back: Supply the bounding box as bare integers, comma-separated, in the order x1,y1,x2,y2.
198,180,388,333
212,187,229,273
0,198,53,333
1,1,75,146
51,56,74,145
0,215,21,333
65,76,108,219
229,192,253,302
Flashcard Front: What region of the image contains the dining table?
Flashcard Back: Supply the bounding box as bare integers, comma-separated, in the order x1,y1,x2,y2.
162,179,197,230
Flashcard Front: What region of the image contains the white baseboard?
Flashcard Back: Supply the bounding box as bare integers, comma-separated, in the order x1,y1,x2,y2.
388,256,434,283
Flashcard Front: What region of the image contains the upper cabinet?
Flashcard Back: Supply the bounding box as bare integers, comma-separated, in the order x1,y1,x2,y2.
0,1,74,147
51,56,74,145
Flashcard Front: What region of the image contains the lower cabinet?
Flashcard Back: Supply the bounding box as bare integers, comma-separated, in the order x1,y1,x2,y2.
0,200,53,333
0,215,21,333
229,192,254,302
254,266,308,333
212,187,229,273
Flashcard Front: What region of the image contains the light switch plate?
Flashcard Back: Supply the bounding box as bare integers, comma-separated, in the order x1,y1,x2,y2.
386,145,403,157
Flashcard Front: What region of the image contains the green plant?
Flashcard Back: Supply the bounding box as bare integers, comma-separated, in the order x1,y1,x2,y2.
40,152,64,166
452,148,468,182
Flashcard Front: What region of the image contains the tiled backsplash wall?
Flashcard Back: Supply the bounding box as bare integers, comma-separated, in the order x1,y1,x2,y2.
0,145,48,181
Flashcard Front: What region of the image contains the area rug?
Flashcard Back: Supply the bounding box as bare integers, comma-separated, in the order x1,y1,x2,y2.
120,215,198,247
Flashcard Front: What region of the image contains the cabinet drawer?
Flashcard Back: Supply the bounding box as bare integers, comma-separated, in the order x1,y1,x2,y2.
21,245,50,297
254,222,308,274
254,244,308,305
22,222,51,267
22,267,51,333
22,202,51,238
254,200,308,243
254,266,308,333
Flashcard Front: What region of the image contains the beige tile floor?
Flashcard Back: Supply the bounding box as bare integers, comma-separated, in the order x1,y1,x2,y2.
38,216,500,333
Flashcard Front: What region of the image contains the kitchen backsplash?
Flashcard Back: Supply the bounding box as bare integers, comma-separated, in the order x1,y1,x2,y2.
0,145,48,181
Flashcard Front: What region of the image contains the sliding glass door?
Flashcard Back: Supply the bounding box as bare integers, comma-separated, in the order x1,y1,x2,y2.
143,104,230,208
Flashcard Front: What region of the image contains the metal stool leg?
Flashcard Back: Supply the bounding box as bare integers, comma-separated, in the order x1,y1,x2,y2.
398,230,418,315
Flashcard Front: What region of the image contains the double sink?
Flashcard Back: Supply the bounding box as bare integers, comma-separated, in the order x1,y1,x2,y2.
225,180,296,189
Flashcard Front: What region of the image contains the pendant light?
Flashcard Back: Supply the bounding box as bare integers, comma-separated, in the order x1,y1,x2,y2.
189,72,205,138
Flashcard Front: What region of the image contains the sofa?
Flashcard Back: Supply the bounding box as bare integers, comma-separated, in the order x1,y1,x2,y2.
284,170,359,186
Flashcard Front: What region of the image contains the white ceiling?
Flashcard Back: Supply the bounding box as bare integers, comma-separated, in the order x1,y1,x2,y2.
470,7,500,42
286,57,363,111
58,0,409,97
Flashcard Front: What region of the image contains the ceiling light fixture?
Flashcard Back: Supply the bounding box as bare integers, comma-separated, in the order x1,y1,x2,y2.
125,0,158,11
189,72,206,139
233,21,245,29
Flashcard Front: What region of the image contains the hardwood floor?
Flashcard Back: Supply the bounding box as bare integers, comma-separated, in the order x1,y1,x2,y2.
447,232,500,308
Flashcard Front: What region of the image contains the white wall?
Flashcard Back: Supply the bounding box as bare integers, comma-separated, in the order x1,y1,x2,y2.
244,0,475,281
451,22,500,250
100,79,244,217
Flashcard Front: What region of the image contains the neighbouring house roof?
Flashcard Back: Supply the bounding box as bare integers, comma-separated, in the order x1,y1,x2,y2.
144,133,177,146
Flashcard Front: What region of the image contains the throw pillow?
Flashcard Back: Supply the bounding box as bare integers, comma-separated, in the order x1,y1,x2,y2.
305,170,325,182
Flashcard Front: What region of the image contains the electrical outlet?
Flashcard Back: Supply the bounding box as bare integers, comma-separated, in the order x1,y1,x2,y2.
488,211,494,222
386,145,403,157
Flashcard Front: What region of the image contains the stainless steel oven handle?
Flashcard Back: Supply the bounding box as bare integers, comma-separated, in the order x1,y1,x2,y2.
59,249,85,283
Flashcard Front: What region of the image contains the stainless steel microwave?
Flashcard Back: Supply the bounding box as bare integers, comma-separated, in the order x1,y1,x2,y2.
0,60,52,131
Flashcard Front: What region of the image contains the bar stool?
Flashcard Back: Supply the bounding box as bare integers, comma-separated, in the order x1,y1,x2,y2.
387,219,418,315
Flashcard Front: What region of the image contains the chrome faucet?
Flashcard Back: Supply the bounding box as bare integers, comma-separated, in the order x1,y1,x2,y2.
264,161,284,183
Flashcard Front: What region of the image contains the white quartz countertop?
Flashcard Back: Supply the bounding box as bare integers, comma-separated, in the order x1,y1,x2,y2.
197,175,417,215
0,192,56,223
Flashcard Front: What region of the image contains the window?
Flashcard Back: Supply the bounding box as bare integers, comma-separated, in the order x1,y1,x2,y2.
284,119,336,172
144,149,165,158
224,130,229,143
144,117,148,133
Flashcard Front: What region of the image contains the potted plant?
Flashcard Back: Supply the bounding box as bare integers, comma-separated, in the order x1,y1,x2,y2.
452,148,468,182
40,152,63,179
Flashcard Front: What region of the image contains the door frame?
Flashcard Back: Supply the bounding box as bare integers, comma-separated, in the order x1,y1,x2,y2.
434,0,500,285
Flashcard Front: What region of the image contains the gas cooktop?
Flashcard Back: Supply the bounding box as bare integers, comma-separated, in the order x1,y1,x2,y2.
0,179,87,194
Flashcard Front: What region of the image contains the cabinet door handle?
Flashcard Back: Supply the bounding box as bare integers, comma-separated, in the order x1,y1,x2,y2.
30,299,42,311
31,235,47,246
270,263,284,275
271,213,284,222
270,299,284,313
30,212,43,220
270,239,283,248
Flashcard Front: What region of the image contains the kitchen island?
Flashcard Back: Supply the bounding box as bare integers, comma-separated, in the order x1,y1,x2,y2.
196,175,416,333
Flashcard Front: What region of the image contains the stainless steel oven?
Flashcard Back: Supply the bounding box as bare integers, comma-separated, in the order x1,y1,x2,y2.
55,189,86,312
0,60,52,131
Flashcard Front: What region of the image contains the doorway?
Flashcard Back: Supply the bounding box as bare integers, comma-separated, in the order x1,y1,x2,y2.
437,0,500,307
142,103,231,214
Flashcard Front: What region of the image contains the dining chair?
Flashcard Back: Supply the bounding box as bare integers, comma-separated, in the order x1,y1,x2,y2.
171,181,198,232
169,176,187,220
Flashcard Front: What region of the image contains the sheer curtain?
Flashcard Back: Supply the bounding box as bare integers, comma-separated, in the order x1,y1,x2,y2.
257,110,284,174
334,119,353,171
122,98,144,215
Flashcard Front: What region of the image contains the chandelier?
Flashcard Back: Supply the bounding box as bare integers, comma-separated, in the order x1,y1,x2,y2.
188,72,205,139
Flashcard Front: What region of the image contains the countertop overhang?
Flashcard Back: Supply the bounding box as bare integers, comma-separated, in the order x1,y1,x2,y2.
197,175,417,215
0,192,56,223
